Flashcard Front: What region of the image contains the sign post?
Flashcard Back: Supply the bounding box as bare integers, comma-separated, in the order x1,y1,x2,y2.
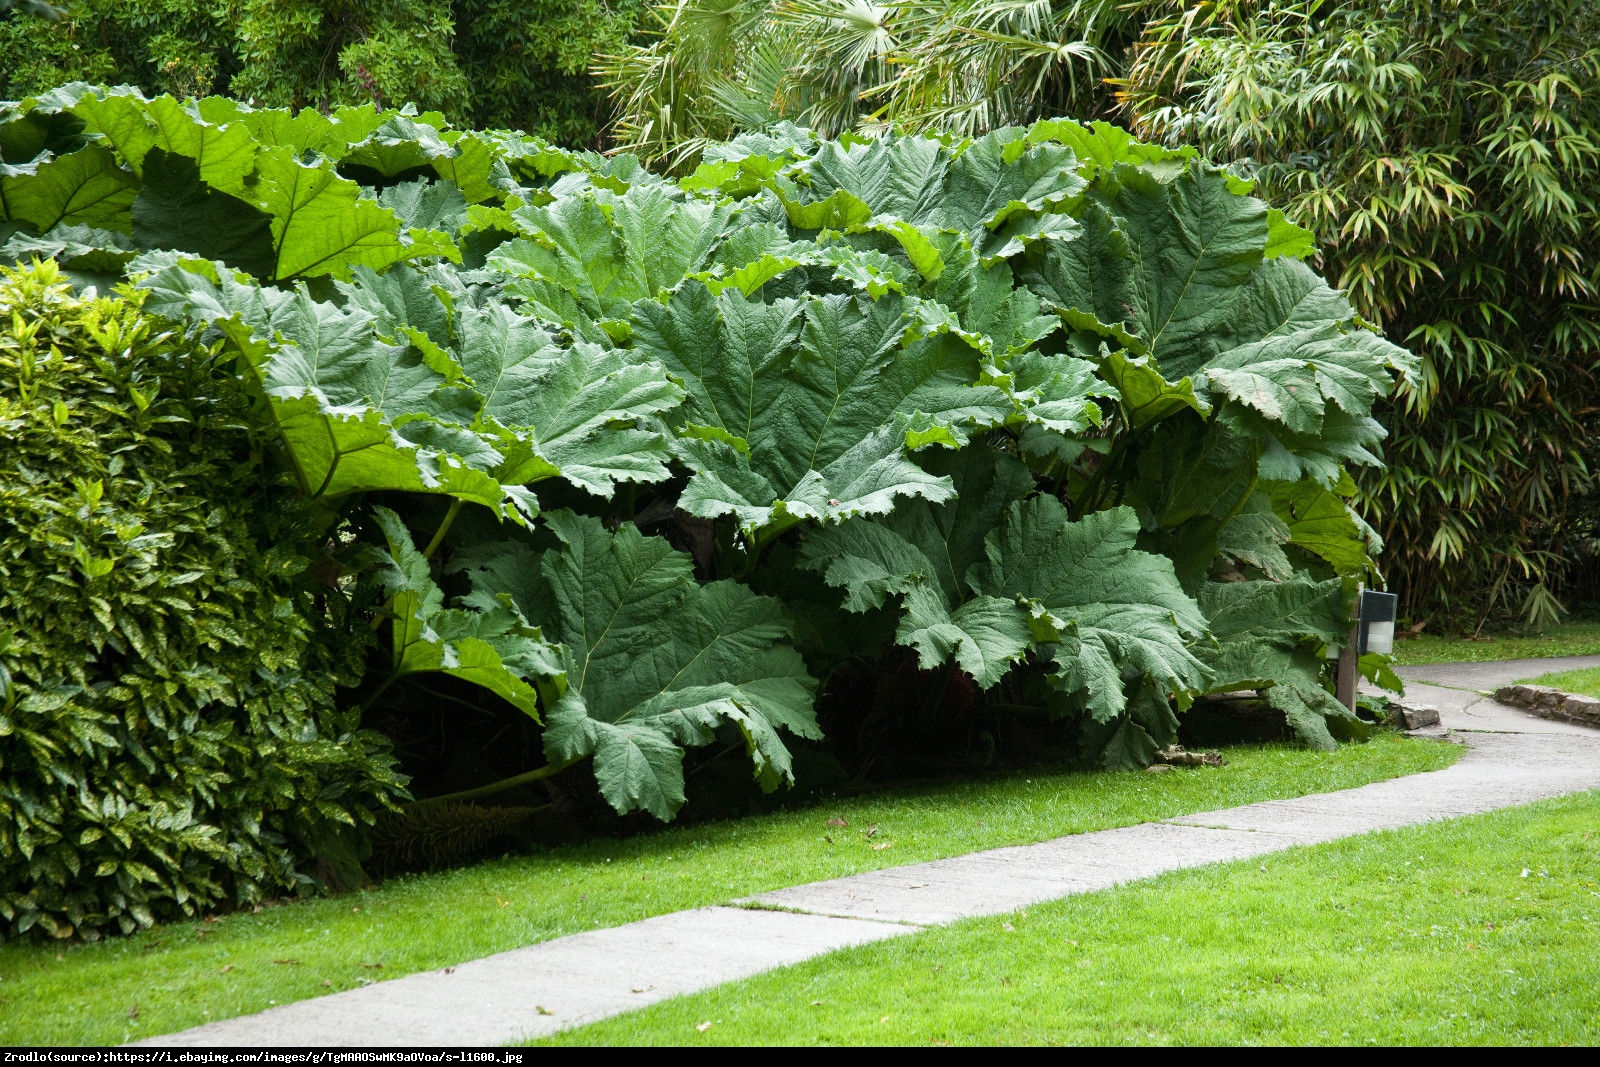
1334,588,1399,712
1336,623,1360,713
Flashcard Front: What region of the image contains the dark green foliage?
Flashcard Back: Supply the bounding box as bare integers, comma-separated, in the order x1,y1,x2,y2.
369,800,538,872
1,88,1412,849
0,261,405,940
0,0,648,145
458,1,652,148
1122,0,1600,628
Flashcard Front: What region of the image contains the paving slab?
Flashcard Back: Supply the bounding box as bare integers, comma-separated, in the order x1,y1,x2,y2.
1168,737,1600,841
138,906,914,1047
744,823,1306,925
133,658,1600,1048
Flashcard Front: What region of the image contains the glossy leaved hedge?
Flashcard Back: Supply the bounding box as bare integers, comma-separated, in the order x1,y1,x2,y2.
0,261,405,940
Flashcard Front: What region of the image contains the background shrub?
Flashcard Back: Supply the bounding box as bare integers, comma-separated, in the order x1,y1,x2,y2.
0,260,405,941
1121,0,1600,631
597,0,1142,168
0,0,648,147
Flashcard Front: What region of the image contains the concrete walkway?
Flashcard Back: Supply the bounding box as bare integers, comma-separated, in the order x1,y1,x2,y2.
1393,655,1600,733
1397,653,1600,693
136,659,1600,1048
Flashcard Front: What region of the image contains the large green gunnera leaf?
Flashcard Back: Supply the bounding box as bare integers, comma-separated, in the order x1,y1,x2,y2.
15,86,457,279
466,512,819,819
971,499,1211,723
0,145,138,234
134,257,516,514
1196,578,1368,749
1122,417,1284,590
1018,162,1413,479
765,130,1086,271
798,448,1038,687
487,184,743,341
1265,471,1384,577
0,223,137,275
244,146,459,280
633,283,1012,543
450,301,685,499
1021,163,1264,366
369,507,565,718
335,264,687,501
802,450,1210,724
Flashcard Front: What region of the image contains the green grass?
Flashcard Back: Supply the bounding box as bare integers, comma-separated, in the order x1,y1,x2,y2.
543,789,1600,1046
1518,666,1600,699
1390,620,1600,665
0,735,1457,1046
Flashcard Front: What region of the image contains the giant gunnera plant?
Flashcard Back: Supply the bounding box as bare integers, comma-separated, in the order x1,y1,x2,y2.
1,88,1414,856
0,260,405,940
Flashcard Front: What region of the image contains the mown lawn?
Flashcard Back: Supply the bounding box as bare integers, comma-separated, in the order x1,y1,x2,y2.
543,789,1600,1046
1519,665,1600,699
1390,620,1600,666
0,736,1457,1046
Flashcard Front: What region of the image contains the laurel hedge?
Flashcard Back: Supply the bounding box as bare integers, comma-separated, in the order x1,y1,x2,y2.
0,261,405,940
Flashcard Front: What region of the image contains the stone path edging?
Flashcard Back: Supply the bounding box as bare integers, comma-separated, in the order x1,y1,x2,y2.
1494,684,1600,729
131,662,1600,1048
